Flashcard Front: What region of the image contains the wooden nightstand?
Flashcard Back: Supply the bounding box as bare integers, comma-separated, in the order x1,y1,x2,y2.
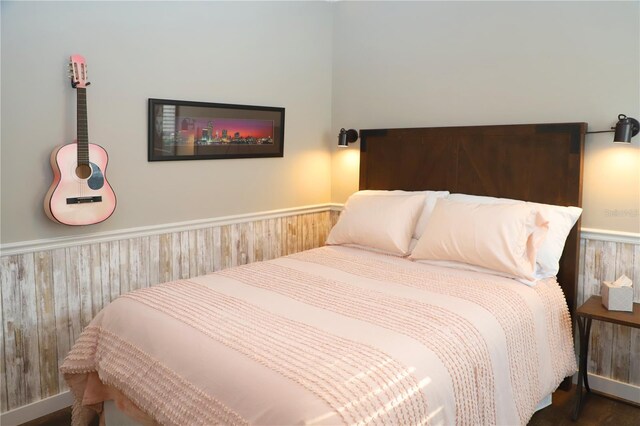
573,295,640,420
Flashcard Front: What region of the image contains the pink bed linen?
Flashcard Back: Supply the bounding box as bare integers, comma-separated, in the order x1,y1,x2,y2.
61,246,576,425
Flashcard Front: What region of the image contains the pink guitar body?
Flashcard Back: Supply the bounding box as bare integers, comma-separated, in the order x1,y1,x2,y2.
44,141,116,225
44,54,116,225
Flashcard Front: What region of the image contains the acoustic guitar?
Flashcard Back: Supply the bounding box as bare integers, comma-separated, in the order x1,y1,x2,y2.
44,55,116,225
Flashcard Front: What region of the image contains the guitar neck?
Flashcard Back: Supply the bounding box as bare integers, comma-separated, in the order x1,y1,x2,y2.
77,87,89,165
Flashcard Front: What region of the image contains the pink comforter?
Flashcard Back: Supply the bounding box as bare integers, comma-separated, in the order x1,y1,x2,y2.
62,246,576,425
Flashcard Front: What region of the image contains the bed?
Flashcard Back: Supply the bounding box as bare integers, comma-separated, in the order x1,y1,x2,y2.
61,122,586,426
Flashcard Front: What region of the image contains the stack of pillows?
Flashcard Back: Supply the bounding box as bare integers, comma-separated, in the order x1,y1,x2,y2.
326,190,582,285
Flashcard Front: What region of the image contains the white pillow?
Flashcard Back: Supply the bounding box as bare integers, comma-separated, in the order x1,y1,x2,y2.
327,191,427,256
410,199,549,281
355,190,450,240
413,191,450,240
448,194,582,278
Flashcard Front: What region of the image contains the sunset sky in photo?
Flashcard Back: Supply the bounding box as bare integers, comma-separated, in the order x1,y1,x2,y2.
187,117,274,138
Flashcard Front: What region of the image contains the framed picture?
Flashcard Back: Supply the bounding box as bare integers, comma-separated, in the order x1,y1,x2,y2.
148,99,285,161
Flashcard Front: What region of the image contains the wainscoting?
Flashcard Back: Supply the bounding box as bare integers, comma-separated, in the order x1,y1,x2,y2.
1,212,638,423
577,230,640,401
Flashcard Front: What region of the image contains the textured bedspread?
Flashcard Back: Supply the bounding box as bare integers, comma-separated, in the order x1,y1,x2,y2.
61,246,576,426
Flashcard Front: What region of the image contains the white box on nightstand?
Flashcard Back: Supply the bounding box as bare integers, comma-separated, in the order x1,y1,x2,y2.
601,281,633,312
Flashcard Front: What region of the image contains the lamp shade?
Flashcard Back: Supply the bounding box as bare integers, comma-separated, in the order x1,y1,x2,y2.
338,128,359,147
614,114,640,143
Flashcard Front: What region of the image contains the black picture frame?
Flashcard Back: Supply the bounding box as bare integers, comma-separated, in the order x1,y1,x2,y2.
148,99,285,161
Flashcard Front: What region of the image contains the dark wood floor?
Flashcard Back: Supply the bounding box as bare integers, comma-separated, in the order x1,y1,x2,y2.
529,387,639,426
20,407,74,426
20,386,640,426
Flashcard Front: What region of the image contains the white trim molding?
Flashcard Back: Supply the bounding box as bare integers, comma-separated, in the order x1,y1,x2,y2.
0,203,343,257
0,391,72,426
573,373,640,405
580,228,640,244
587,373,640,405
2,206,637,257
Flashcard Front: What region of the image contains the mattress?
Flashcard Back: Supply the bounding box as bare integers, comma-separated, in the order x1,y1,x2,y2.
61,246,577,425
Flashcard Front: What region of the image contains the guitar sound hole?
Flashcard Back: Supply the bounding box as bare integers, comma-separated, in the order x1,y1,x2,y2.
75,164,92,179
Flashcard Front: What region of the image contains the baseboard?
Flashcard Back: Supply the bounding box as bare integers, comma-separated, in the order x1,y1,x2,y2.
587,373,640,405
0,391,72,426
1,203,343,256
573,372,640,405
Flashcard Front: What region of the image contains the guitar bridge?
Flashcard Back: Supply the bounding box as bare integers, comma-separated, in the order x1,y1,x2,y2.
66,196,102,204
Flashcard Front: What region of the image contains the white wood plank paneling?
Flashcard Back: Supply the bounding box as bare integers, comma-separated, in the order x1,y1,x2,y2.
51,249,70,393
0,257,6,412
34,251,58,398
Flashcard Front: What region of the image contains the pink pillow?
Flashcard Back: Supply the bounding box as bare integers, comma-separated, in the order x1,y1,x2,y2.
410,199,549,281
448,193,581,278
327,191,426,256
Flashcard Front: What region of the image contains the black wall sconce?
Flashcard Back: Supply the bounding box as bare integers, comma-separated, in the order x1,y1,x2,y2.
338,128,359,147
614,114,639,143
587,114,639,143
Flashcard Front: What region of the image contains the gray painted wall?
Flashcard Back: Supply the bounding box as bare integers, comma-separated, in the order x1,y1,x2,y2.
2,1,639,244
331,1,640,233
1,1,333,243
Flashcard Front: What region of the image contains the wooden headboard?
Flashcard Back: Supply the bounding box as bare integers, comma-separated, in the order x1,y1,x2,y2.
359,123,586,315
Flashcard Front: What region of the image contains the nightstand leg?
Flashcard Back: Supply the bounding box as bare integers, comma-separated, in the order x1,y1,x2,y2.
583,318,592,393
573,316,590,421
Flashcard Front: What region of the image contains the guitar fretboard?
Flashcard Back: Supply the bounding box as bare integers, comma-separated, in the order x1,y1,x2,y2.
77,88,89,165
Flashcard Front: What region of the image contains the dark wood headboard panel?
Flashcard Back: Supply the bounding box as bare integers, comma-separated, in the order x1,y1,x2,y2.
359,123,586,315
